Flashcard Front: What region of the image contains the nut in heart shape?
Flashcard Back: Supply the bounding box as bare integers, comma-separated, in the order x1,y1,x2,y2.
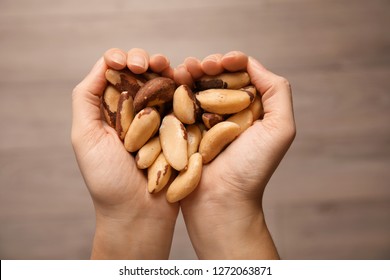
102,69,264,203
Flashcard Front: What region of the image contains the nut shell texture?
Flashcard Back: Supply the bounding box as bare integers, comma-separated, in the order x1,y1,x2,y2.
147,152,172,193
159,115,188,171
166,153,203,203
199,121,241,164
134,77,176,112
195,88,254,114
124,107,160,152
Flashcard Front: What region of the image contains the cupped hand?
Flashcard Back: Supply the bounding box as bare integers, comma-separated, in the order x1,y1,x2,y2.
71,48,177,259
175,51,296,259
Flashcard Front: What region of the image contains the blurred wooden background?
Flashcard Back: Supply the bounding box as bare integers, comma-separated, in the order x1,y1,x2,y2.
0,0,389,259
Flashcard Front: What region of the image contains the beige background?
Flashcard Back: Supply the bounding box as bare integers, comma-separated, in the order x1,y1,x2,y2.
0,0,389,259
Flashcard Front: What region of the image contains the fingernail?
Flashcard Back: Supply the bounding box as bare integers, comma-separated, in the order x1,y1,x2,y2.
206,55,218,62
174,64,186,78
185,57,200,64
223,51,238,58
177,64,187,71
130,55,146,68
111,52,126,65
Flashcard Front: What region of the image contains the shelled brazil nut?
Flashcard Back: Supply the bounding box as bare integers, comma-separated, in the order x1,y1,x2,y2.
102,69,264,203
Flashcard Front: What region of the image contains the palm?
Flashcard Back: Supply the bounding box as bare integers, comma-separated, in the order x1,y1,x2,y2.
181,122,274,213
212,123,271,192
76,112,178,220
181,56,294,210
72,53,179,221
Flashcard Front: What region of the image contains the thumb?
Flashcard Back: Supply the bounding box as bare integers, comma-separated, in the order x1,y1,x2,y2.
247,57,295,132
72,57,108,137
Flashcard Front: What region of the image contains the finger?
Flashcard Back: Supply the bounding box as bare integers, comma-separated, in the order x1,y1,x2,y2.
173,64,194,87
72,57,107,135
221,51,248,72
247,57,295,133
161,66,174,80
201,53,223,76
104,48,127,70
149,53,170,73
184,57,203,80
127,48,149,74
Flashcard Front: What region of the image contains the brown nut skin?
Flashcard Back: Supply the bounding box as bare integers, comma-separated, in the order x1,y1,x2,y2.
142,71,160,81
135,136,161,169
199,121,241,164
133,77,176,112
159,114,188,171
147,152,172,193
116,91,135,140
248,95,264,121
197,123,208,139
195,71,251,90
202,113,225,129
173,85,200,125
195,88,255,115
241,85,257,96
186,124,202,157
226,108,253,134
102,85,121,128
166,153,203,203
124,107,160,152
105,69,144,98
154,102,172,117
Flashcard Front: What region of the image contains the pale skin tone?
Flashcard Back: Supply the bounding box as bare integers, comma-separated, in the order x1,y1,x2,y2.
71,47,295,259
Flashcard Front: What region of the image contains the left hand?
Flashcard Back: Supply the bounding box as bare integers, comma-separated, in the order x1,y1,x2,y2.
174,51,295,259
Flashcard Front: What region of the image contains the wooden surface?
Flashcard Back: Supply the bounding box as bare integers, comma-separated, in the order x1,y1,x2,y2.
0,0,389,259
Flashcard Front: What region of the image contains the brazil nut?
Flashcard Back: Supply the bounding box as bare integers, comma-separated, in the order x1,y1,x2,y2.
124,107,160,152
199,121,241,164
134,77,176,112
142,71,160,81
105,69,144,98
226,108,253,134
195,88,255,115
159,114,188,171
147,152,172,193
197,123,208,139
248,95,264,121
135,136,162,169
195,71,251,90
166,153,202,203
186,124,202,157
241,85,257,96
101,62,264,203
173,85,200,125
202,113,225,129
102,85,121,128
116,91,135,140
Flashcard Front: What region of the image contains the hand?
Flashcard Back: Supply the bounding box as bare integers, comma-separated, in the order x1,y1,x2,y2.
71,48,178,259
176,52,296,259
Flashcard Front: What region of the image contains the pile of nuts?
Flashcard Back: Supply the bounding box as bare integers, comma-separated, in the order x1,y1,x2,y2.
102,68,263,203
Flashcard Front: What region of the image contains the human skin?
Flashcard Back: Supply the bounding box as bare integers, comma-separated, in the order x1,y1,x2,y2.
71,48,178,259
73,48,295,259
175,52,296,259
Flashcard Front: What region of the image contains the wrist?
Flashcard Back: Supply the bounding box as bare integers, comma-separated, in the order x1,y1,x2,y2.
91,208,177,260
183,201,279,259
